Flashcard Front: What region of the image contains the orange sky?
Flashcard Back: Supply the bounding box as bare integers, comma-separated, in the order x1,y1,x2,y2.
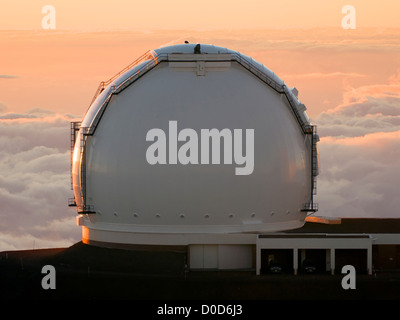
1,0,400,30
1,27,400,120
1,1,400,118
0,0,399,116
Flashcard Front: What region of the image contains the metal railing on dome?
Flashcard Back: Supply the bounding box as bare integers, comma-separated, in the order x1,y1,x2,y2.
86,51,313,136
229,52,313,135
302,202,319,213
70,121,81,190
89,50,158,106
69,125,96,214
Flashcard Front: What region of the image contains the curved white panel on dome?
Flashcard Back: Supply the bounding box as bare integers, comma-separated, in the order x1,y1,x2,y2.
71,43,318,245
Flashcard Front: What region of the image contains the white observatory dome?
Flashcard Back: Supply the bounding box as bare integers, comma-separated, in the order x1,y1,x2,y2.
70,43,319,247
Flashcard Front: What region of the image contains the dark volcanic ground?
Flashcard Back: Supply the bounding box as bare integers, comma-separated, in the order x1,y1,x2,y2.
1,242,399,301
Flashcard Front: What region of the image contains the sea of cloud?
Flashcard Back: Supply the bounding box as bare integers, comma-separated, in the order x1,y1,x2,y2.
314,71,400,218
0,108,82,250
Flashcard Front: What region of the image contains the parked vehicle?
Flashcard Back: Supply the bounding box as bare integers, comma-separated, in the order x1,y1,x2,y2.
301,259,317,273
268,259,282,273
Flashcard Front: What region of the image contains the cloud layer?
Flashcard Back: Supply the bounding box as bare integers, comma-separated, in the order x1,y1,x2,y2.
0,75,19,79
315,71,400,218
0,109,82,250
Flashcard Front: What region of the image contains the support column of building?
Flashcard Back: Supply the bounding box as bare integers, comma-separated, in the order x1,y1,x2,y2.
256,244,261,275
293,248,298,275
367,244,372,275
330,248,335,275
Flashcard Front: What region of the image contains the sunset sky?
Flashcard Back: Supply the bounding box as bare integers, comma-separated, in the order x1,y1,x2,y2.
1,1,400,250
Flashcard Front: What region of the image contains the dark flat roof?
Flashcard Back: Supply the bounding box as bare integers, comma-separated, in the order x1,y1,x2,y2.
259,234,370,239
287,218,400,234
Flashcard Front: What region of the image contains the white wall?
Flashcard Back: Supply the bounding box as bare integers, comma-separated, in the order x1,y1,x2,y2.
218,245,253,269
189,244,253,270
189,245,218,269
